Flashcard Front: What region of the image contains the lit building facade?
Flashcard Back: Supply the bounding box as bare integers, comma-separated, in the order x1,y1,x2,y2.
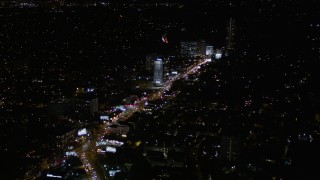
215,49,223,59
206,46,214,56
153,58,164,86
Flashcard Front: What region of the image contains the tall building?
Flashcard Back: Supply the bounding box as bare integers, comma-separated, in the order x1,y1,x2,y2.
145,54,156,71
153,58,164,86
226,17,236,50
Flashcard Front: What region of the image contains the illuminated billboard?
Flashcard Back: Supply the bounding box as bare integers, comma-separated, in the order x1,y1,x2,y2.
77,128,87,136
109,170,121,177
114,105,126,111
215,53,222,59
106,146,117,153
47,174,62,179
100,115,110,121
96,140,124,147
65,151,77,156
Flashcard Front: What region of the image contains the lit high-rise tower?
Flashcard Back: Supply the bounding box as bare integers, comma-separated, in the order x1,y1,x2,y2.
153,58,164,86
226,17,236,50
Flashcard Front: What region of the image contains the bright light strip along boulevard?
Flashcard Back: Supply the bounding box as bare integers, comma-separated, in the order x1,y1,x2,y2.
79,58,209,180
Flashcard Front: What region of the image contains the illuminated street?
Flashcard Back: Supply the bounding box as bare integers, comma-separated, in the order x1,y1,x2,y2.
75,58,209,180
